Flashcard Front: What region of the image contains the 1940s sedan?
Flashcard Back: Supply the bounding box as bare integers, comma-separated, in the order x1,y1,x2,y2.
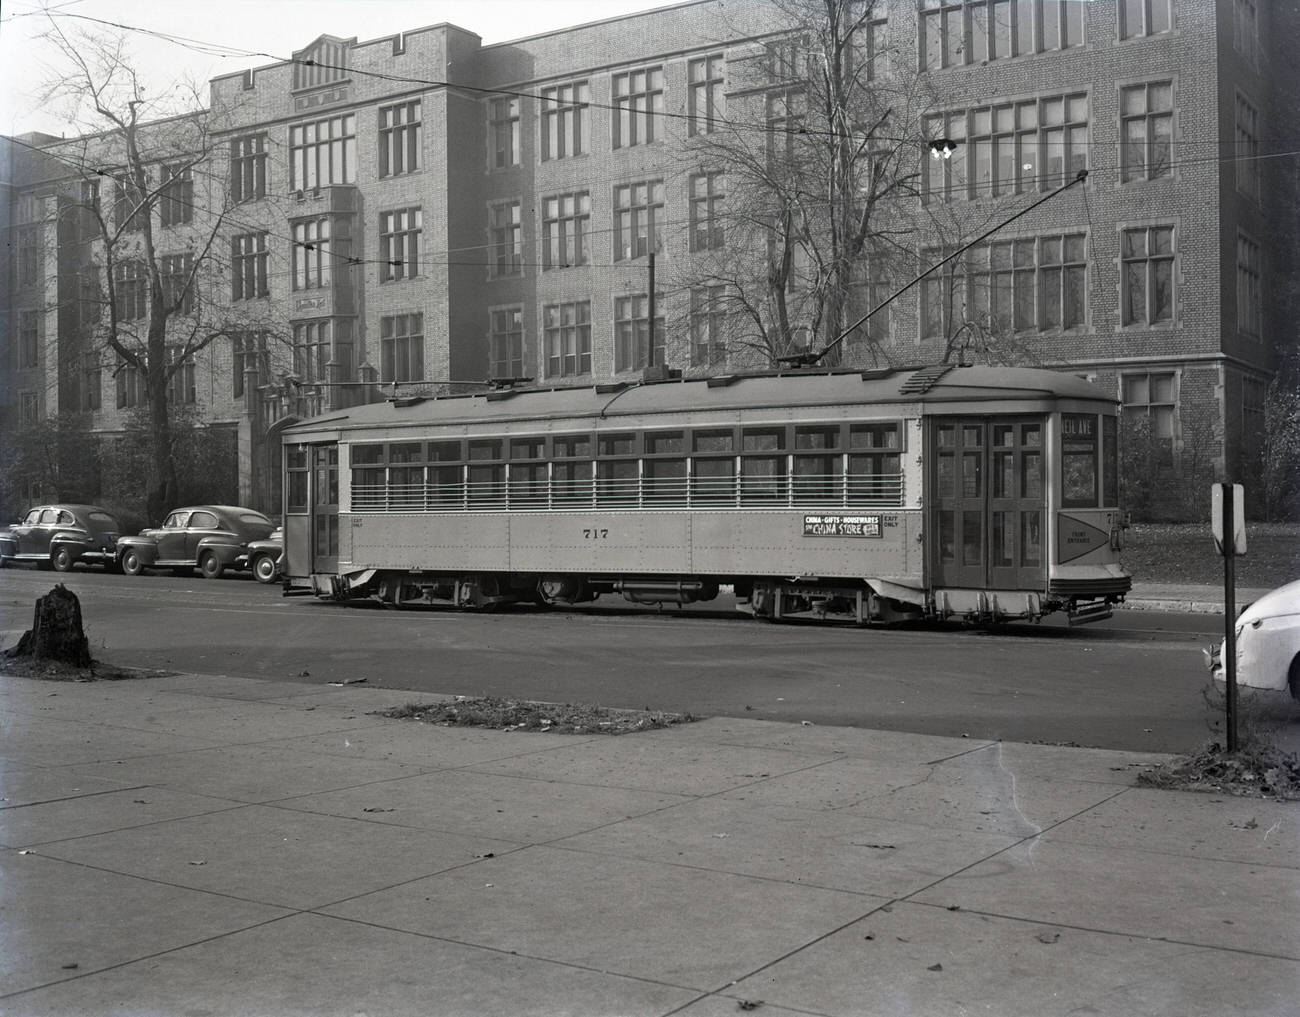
116,505,276,579
0,504,124,572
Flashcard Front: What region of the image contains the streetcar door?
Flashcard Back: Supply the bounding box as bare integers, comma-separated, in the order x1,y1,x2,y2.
311,444,339,573
930,418,1045,590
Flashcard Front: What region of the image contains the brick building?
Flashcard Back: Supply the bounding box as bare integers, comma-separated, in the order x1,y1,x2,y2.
2,0,1296,519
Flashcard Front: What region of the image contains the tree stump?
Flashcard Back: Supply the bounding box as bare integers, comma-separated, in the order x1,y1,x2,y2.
10,584,92,668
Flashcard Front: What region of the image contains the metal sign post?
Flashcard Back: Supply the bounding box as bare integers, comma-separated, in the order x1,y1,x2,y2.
1212,483,1246,752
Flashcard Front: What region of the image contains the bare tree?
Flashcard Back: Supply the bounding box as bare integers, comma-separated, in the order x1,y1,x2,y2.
36,20,285,521
673,0,928,370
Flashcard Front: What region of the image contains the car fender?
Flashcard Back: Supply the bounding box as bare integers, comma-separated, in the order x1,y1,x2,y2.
116,535,161,565
195,536,243,564
50,529,91,551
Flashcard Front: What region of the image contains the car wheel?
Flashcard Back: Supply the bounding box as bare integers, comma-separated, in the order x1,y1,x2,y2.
199,552,224,580
121,549,144,576
252,553,278,584
51,545,74,572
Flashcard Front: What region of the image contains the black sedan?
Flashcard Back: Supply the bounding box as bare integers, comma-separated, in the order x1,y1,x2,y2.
0,504,124,572
116,505,276,579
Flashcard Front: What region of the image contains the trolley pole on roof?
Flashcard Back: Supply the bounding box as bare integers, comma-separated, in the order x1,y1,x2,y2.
780,167,1090,369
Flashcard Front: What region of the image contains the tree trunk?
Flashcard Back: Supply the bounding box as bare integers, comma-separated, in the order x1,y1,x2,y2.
10,584,93,668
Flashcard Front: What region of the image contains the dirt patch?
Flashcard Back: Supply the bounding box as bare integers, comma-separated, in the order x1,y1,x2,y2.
381,696,697,735
1138,742,1300,801
0,653,163,682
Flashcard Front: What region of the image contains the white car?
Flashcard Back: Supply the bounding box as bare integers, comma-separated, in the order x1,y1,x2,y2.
1207,580,1300,701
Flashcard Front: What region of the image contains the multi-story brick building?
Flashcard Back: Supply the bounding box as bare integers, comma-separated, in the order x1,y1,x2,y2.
2,0,1296,519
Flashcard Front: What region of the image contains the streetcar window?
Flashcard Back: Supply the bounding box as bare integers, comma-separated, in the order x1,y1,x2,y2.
389,442,424,464
1021,510,1042,566
431,440,462,462
742,428,785,452
793,452,842,503
468,462,505,504
510,437,544,460
596,459,638,505
287,470,309,513
644,458,687,504
740,455,786,502
431,464,463,506
1103,415,1118,507
553,460,593,505
693,429,734,453
795,426,841,450
389,466,426,510
351,444,385,466
645,431,684,455
554,434,592,458
848,423,901,505
599,433,637,456
509,461,548,507
352,467,387,511
692,457,736,504
469,439,502,461
1062,414,1099,507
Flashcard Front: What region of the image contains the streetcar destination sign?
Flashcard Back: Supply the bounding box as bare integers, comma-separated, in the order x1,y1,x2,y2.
803,514,882,537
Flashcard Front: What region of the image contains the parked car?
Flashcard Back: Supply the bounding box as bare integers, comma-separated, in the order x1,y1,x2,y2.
247,527,283,584
0,504,124,572
1206,580,1300,701
116,505,276,579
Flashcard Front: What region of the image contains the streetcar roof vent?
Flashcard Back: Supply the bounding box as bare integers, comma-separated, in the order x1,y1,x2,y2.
594,382,628,394
898,365,954,395
706,375,740,388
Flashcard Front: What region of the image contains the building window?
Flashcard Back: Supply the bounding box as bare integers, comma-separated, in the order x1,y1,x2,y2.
293,37,349,90
166,347,196,405
614,180,663,261
920,233,1086,337
18,310,39,368
113,261,148,321
292,218,332,290
1235,94,1259,201
81,351,101,412
290,114,356,190
489,201,522,277
292,320,331,383
541,81,590,160
19,391,39,424
689,172,725,252
17,225,40,287
543,301,591,378
380,313,424,384
613,67,663,149
690,285,727,367
614,294,664,373
1122,371,1176,452
490,307,524,379
1121,226,1175,325
159,164,193,227
232,232,270,300
1237,233,1261,339
1120,82,1172,182
115,358,143,409
232,331,270,399
161,254,195,315
766,88,805,167
230,134,268,202
542,191,589,270
1120,0,1171,38
380,207,421,282
379,100,421,178
112,172,147,233
926,93,1087,203
688,55,724,136
1233,0,1258,64
921,0,1083,69
489,97,520,169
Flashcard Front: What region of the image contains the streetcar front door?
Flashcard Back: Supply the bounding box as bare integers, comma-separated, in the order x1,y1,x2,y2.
311,444,339,574
930,418,1045,590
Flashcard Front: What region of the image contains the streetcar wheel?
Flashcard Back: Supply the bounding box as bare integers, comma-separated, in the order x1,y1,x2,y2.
121,549,144,576
51,546,74,572
252,554,278,584
199,552,224,580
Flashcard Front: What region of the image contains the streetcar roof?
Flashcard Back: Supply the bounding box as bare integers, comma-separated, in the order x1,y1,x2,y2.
282,365,1113,438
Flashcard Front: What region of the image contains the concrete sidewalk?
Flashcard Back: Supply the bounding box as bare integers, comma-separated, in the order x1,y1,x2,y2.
1124,582,1271,614
2,670,1297,1017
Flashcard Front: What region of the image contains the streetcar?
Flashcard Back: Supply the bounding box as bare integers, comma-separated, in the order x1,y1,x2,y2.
278,364,1130,625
